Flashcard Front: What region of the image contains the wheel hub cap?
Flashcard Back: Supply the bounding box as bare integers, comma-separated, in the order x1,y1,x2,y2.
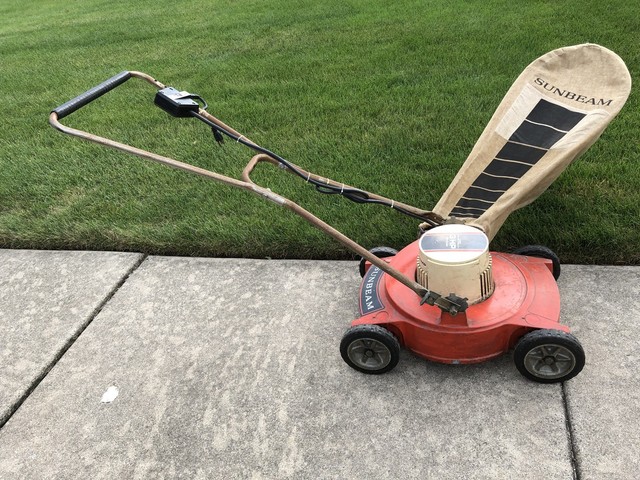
524,344,577,380
347,338,392,371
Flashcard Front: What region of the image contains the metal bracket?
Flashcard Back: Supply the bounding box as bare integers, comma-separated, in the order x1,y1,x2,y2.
420,291,469,316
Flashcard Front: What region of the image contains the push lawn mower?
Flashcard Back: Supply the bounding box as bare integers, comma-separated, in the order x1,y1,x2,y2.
50,44,631,383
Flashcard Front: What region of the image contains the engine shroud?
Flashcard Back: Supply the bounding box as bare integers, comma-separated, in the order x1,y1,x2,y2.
417,224,495,305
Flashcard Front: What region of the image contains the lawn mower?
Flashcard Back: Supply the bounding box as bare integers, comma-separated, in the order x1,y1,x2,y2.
50,44,631,383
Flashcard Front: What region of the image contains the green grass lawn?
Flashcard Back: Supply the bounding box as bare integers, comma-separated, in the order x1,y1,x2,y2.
1,0,638,264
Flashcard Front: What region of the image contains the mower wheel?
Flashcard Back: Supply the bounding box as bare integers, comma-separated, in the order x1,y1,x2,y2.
513,329,585,383
512,245,561,280
340,324,400,374
358,246,398,277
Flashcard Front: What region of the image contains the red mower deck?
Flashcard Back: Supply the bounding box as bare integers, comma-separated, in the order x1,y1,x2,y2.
357,244,565,365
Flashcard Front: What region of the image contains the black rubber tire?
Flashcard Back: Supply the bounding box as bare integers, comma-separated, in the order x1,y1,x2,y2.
513,329,585,383
512,245,561,280
340,324,401,374
358,246,398,278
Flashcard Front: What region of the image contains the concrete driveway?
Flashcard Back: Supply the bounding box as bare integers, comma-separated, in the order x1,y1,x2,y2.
0,250,638,479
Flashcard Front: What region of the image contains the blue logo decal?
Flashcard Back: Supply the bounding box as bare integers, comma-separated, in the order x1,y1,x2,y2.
359,266,385,315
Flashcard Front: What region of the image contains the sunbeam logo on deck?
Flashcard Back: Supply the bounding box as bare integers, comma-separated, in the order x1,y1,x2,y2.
359,266,385,315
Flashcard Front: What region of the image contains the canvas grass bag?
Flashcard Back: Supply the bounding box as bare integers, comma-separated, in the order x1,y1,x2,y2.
432,44,632,240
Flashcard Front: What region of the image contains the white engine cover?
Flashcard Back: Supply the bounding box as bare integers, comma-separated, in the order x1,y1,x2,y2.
417,224,494,305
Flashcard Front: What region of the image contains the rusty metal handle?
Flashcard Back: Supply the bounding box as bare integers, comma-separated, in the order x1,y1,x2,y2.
242,153,280,183
49,72,430,299
241,154,430,297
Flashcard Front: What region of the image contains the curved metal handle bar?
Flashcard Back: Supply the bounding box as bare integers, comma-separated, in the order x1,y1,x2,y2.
242,154,429,296
49,72,429,298
242,151,443,224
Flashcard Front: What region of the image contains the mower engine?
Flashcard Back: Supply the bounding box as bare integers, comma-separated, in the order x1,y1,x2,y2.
417,225,494,306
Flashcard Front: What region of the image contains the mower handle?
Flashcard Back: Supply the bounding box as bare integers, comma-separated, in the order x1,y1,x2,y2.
51,71,132,120
49,72,437,303
51,71,166,120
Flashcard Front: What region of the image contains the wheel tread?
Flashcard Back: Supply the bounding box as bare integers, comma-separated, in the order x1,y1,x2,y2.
513,329,585,383
340,324,400,374
512,245,561,280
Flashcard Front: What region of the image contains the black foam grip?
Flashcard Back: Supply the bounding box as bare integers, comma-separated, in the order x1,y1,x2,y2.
52,71,131,119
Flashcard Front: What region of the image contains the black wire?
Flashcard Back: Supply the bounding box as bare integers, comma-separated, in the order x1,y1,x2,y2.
190,110,439,225
189,95,208,111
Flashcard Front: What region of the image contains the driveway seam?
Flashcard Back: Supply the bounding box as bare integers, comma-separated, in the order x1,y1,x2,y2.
0,254,148,430
562,382,582,480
